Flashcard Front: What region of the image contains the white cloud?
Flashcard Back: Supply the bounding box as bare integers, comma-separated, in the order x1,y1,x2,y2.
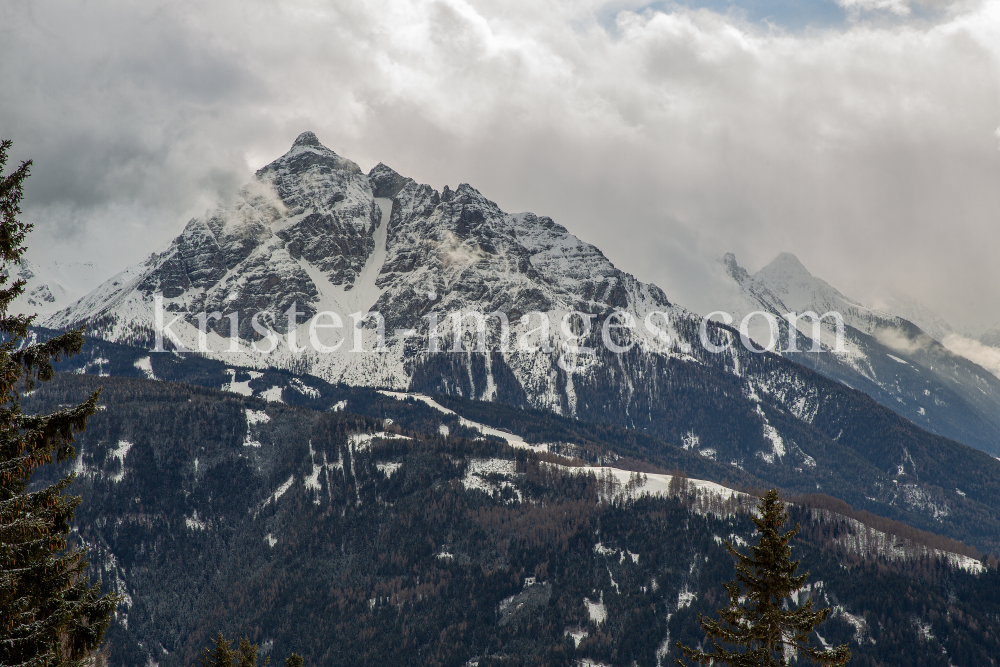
943,334,1000,378
1,1,1000,331
876,327,935,356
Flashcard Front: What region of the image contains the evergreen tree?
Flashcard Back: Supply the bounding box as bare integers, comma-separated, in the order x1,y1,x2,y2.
196,633,238,667
0,139,117,666
238,638,269,667
195,633,272,667
676,489,850,667
193,632,305,667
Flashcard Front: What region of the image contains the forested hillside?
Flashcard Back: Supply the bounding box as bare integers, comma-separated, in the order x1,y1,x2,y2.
44,328,1000,556
25,374,1000,667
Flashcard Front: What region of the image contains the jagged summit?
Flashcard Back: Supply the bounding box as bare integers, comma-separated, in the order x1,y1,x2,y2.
268,131,354,170
292,130,323,147
721,252,751,283
368,162,413,199
258,130,357,179
44,141,674,405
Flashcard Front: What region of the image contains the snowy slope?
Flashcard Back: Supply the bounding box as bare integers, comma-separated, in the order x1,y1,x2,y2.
385,389,983,571
717,251,1000,455
4,259,108,317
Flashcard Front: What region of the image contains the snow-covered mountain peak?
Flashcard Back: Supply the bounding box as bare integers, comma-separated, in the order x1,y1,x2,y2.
759,251,811,276
274,131,350,165
45,139,686,402
714,253,788,322
255,133,368,217
752,252,850,315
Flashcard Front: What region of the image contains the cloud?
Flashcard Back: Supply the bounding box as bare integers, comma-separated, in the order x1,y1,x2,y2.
837,0,912,17
434,231,487,269
1,0,1000,332
943,333,1000,378
875,326,935,356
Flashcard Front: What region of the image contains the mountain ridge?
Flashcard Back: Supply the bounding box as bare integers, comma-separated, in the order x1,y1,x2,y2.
715,250,1000,456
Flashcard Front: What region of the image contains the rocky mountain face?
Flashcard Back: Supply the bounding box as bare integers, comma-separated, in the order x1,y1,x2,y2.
46,132,672,395
52,132,383,345
716,252,1000,456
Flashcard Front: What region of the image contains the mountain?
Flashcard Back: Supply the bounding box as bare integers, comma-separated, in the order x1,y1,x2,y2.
3,258,107,316
40,132,1000,540
715,252,1000,456
44,130,674,395
26,372,1000,667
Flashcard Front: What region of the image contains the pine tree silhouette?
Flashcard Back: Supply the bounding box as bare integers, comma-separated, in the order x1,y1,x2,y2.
0,139,118,666
676,489,850,667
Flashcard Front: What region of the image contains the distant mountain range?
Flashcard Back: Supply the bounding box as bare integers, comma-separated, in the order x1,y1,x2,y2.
711,251,1000,456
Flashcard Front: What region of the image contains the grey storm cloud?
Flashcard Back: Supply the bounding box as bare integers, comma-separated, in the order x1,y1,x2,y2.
2,0,999,331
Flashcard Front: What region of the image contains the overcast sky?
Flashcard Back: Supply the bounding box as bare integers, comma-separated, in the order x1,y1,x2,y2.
2,0,999,332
